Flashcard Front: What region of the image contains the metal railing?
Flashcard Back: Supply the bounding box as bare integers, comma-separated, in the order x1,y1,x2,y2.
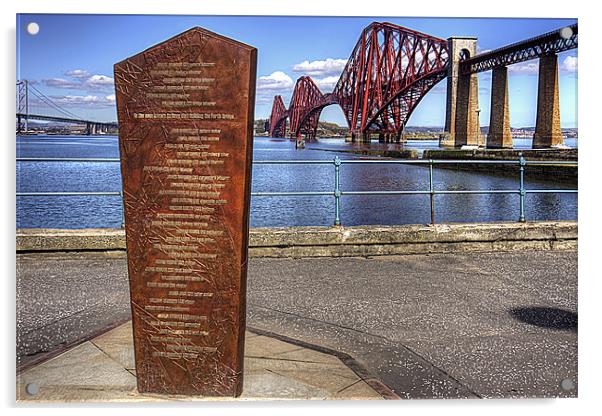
16,157,126,226
252,156,577,225
16,154,577,227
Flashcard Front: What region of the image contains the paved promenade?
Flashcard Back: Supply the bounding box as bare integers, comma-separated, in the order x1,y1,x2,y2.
16,249,577,399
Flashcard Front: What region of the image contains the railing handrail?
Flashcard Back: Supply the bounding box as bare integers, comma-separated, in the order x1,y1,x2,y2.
16,157,578,166
16,154,578,227
16,157,121,162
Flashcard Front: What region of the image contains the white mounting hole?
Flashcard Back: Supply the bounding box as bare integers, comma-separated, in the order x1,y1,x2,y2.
560,378,575,391
25,382,39,395
26,22,40,35
559,26,573,40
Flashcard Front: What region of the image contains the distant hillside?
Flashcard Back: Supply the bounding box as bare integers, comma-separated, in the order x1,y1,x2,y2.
254,119,578,139
254,119,348,137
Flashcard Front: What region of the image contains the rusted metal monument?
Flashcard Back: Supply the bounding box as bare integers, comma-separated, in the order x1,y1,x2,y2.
114,27,256,396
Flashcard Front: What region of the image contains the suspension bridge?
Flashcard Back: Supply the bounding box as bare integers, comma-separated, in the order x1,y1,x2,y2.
16,80,118,135
268,22,578,148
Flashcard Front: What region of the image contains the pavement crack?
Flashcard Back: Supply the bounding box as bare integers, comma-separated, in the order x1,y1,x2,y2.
246,355,335,365
336,378,362,394
89,339,133,372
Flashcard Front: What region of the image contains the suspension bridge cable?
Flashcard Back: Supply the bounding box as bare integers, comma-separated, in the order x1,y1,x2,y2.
27,89,80,120
28,84,83,120
28,86,81,120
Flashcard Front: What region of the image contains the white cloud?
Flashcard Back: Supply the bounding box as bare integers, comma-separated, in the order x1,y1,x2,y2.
42,70,114,91
508,61,540,75
255,95,277,105
314,76,340,91
64,69,90,79
507,55,577,76
86,75,114,88
49,94,116,108
43,78,81,88
256,71,294,92
561,56,578,73
292,58,347,77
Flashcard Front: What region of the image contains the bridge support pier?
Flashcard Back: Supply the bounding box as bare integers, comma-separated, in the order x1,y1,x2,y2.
380,133,397,143
442,37,482,148
16,114,28,134
85,122,99,136
487,66,513,149
454,71,482,147
533,54,563,149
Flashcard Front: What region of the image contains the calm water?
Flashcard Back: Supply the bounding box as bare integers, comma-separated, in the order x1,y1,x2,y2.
16,135,577,229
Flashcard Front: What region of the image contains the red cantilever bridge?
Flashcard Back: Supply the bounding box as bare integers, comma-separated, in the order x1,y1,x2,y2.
268,21,578,148
269,22,449,141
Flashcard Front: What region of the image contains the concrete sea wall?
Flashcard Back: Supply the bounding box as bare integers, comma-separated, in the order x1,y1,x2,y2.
17,221,577,258
310,147,577,183
422,148,577,182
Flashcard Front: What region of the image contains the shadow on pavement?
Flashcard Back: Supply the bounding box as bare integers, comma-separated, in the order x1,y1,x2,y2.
509,307,577,331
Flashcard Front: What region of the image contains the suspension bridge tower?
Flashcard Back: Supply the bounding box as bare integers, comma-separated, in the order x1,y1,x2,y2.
16,80,29,134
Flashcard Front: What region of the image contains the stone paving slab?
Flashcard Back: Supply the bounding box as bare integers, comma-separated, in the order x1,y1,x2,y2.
16,322,384,402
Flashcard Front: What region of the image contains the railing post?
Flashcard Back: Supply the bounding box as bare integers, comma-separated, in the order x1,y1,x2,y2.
119,191,125,229
334,156,341,226
429,159,435,225
518,152,526,222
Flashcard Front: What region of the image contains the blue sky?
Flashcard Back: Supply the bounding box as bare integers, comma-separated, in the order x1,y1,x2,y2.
16,14,577,128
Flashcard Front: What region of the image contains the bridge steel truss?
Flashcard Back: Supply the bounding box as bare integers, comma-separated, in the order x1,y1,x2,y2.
333,22,449,136
288,77,338,140
268,95,288,138
268,22,450,140
460,23,578,75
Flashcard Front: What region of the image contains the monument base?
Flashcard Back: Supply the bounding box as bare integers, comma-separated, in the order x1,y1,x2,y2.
16,321,386,402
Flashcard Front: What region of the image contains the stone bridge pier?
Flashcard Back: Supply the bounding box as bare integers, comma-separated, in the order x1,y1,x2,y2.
486,54,562,149
487,66,513,148
441,37,483,148
85,122,97,135
443,40,566,149
85,122,112,135
533,54,563,148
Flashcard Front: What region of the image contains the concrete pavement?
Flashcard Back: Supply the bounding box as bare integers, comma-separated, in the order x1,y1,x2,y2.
16,249,577,399
247,251,577,398
16,252,131,370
